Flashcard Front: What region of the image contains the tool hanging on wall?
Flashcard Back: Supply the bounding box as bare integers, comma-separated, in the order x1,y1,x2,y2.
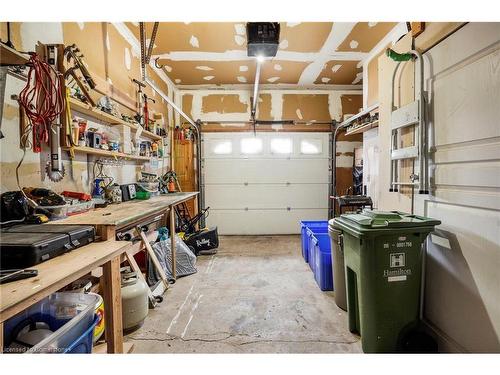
63,44,96,106
386,48,429,194
18,48,65,156
132,78,146,126
45,44,65,182
143,94,155,132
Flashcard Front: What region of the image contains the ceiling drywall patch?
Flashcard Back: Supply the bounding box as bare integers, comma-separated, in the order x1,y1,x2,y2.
195,66,214,71
332,64,342,73
77,22,85,30
189,35,200,48
234,35,246,46
321,77,331,83
279,39,289,50
298,22,355,85
296,108,304,120
164,65,173,73
368,22,378,27
237,76,247,83
234,23,246,35
352,72,363,84
203,76,215,81
175,79,181,84
154,49,366,62
239,65,248,72
267,77,280,83
274,64,282,71
349,40,359,49
124,47,132,70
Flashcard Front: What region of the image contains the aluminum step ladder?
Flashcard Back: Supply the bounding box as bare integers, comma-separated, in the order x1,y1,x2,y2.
387,49,429,194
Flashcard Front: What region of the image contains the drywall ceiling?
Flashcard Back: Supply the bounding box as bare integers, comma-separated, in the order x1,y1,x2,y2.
125,22,397,88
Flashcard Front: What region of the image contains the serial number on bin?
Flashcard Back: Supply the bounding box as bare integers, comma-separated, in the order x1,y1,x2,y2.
383,241,413,249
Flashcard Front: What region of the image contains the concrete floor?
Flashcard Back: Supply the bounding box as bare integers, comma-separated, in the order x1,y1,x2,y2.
127,235,361,353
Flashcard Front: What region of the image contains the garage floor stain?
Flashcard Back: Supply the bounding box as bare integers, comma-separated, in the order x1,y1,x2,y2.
126,235,362,353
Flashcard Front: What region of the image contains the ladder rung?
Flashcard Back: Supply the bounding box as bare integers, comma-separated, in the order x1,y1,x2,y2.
391,146,418,160
391,182,419,186
391,100,419,130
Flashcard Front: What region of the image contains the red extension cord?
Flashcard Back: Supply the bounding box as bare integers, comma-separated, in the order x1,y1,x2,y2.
18,52,65,152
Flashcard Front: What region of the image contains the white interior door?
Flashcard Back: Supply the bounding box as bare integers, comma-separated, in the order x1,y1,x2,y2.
202,132,330,235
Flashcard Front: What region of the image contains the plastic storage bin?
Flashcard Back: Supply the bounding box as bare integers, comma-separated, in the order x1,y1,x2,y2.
306,225,328,271
40,201,94,220
64,314,100,353
310,233,333,291
300,220,328,263
3,293,99,353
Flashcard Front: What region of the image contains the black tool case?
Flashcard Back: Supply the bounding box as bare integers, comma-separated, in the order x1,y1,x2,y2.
0,224,95,269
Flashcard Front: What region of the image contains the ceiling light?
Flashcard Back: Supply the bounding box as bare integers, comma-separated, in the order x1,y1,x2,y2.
256,55,265,63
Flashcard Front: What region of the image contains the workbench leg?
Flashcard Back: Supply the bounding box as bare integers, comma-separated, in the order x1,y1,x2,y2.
169,206,177,280
97,225,116,241
193,195,199,231
102,256,124,353
0,322,3,353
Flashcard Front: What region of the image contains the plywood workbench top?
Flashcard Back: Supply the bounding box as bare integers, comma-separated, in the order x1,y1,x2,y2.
0,240,129,322
51,192,198,227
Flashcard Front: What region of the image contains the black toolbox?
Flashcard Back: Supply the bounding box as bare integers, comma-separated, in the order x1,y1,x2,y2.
0,224,95,269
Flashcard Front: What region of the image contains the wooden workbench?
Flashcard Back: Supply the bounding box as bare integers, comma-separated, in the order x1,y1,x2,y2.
0,240,131,354
53,192,199,279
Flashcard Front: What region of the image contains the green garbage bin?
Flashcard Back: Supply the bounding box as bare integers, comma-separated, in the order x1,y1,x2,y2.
332,210,440,353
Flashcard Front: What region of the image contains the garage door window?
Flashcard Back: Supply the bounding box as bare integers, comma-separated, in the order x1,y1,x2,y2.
211,139,233,155
270,138,293,154
300,139,322,155
241,137,263,155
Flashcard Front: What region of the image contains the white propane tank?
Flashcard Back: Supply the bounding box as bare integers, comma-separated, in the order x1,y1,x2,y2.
121,269,149,332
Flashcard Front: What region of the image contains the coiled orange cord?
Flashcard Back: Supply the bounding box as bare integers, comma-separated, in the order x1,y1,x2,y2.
18,52,65,152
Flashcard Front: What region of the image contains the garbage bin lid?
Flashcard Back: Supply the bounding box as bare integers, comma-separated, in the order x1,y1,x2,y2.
332,209,440,233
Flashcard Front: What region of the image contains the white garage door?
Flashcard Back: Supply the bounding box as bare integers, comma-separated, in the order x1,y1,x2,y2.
202,132,330,235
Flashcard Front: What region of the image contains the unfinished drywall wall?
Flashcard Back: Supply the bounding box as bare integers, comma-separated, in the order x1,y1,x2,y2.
0,22,176,195
180,89,362,132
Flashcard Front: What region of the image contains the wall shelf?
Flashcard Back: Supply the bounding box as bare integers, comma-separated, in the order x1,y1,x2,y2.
0,44,29,66
340,103,379,128
63,146,152,161
345,120,379,136
69,97,162,141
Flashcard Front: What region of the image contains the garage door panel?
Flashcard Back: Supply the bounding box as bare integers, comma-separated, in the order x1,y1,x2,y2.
207,209,328,235
203,158,330,184
205,183,329,209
